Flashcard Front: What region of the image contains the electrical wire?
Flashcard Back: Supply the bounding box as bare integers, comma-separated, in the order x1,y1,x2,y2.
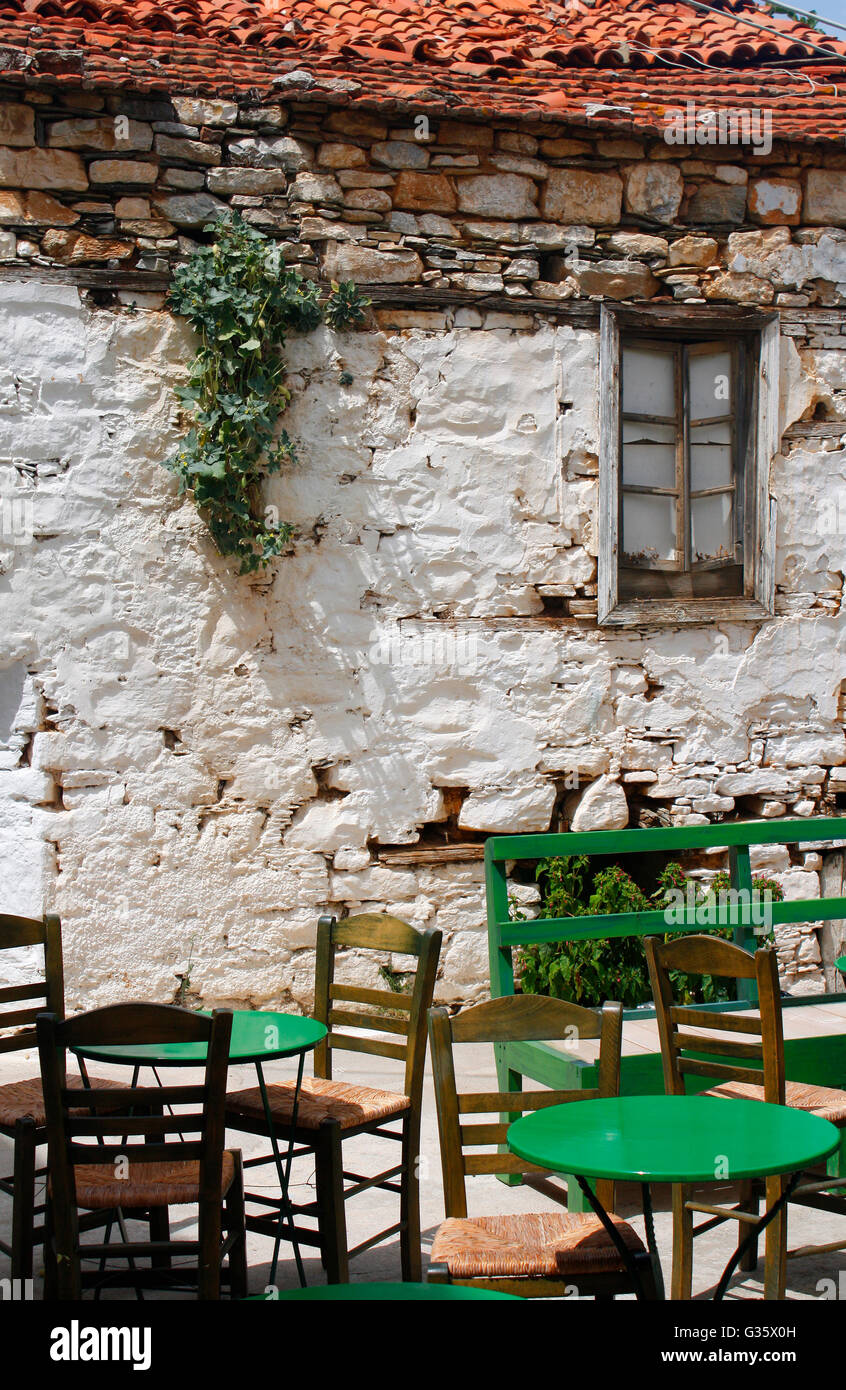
684,0,846,62
625,37,756,70
622,35,822,90
764,1,846,39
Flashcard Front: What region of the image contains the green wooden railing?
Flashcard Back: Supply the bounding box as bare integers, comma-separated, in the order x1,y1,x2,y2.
486,817,846,1014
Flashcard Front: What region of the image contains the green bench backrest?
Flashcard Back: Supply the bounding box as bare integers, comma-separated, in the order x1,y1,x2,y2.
485,817,846,1009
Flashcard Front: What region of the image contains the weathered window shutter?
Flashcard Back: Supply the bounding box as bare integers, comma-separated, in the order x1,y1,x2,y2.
598,303,620,625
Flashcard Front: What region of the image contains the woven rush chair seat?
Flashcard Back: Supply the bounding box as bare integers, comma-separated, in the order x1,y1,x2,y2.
227,1075,411,1131
60,1150,238,1211
704,1078,846,1125
0,1074,127,1128
430,1211,646,1279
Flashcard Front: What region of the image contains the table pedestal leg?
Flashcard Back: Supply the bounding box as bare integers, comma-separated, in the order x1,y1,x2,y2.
575,1175,660,1300
255,1054,307,1289
641,1182,666,1300
713,1169,802,1302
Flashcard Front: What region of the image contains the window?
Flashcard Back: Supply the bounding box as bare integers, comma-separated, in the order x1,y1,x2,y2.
598,305,778,627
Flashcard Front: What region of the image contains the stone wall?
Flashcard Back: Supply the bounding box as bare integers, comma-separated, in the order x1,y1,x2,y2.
0,85,846,306
2,81,846,1007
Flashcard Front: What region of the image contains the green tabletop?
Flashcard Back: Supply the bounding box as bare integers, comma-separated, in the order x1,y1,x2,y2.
71,1010,326,1067
836,955,846,976
251,1281,519,1301
508,1095,839,1185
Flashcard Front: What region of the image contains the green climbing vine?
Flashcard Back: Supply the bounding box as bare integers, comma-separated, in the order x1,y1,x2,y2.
162,213,369,573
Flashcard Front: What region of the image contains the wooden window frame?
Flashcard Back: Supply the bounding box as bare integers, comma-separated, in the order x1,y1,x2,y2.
598,303,778,628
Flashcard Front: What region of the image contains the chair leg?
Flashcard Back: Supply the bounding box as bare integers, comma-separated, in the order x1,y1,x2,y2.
670,1183,694,1301
11,1117,37,1281
148,1206,171,1269
400,1113,422,1282
633,1249,661,1301
763,1173,787,1301
314,1117,349,1284
225,1152,248,1300
426,1261,451,1285
47,1180,81,1302
738,1178,760,1272
55,1237,82,1301
198,1199,223,1301
42,1197,58,1302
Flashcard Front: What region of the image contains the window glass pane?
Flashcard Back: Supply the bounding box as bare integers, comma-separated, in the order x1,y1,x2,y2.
622,442,676,490
622,493,677,564
690,421,732,490
622,421,676,446
622,346,675,419
689,349,732,421
622,421,677,488
691,492,733,562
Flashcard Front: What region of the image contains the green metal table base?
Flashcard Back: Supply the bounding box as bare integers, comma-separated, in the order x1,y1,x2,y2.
249,1053,307,1288
712,1170,803,1301
576,1175,664,1300
575,1169,806,1302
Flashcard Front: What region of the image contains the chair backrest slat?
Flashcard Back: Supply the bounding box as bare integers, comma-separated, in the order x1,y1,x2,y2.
460,1122,511,1146
678,1059,767,1086
0,1033,39,1055
61,1084,206,1111
314,914,442,1105
669,1006,763,1035
457,1087,597,1114
0,981,50,1006
0,913,49,948
645,934,784,1103
328,1008,410,1037
464,1154,549,1177
66,1140,207,1165
0,913,64,1055
0,1005,43,1032
429,994,623,1219
672,1032,763,1062
326,1033,407,1062
330,983,414,1012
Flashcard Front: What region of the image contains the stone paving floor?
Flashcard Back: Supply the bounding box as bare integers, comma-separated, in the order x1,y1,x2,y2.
2,1040,845,1301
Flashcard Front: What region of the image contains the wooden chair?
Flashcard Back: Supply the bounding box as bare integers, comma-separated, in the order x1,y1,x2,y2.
645,933,846,1299
0,912,128,1281
426,993,657,1298
226,913,441,1283
38,1002,247,1300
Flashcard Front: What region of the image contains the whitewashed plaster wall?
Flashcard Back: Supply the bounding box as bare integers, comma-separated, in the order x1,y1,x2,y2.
1,277,844,1006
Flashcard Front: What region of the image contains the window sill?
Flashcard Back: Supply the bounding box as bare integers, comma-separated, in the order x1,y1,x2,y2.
598,596,774,628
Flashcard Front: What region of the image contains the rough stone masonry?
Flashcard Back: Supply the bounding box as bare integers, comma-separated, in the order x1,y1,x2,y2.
1,83,846,1008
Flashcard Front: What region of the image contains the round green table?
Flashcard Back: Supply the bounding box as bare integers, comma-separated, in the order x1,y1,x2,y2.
71,1009,326,1068
251,1281,519,1301
836,955,846,978
73,1010,327,1288
508,1094,839,1301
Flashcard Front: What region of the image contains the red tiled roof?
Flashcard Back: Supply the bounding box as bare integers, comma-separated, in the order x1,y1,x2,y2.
2,0,846,142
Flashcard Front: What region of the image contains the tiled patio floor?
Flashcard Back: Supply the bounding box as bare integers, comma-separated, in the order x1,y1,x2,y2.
2,1041,844,1301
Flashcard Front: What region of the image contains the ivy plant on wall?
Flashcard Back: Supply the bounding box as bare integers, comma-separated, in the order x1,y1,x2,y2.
162,213,369,573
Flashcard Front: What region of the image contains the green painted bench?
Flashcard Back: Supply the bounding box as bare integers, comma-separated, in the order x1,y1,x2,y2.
485,817,846,1210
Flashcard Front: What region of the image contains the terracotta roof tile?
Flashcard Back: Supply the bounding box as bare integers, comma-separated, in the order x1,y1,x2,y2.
1,0,846,142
